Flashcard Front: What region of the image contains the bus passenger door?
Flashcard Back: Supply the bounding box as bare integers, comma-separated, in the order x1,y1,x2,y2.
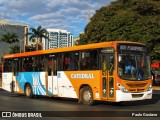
47,55,58,96
12,58,19,92
101,51,115,101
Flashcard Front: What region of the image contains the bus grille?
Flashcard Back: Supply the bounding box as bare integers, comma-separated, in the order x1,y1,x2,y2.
127,88,145,93
125,83,148,93
126,83,148,88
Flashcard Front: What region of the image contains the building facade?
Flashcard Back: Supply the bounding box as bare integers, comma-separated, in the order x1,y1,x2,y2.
0,21,28,60
43,29,74,50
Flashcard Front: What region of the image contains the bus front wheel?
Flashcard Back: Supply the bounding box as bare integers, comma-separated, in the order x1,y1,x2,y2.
25,84,34,99
81,86,94,105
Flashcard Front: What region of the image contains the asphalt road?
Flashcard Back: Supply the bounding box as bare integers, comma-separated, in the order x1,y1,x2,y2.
0,89,160,120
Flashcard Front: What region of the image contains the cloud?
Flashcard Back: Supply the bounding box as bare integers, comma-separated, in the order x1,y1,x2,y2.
0,0,116,37
47,0,87,10
7,0,49,15
0,0,7,2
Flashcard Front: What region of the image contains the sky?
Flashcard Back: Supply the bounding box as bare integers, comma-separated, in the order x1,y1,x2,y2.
0,0,116,38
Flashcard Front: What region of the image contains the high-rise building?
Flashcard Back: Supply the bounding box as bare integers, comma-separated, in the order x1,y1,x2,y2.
43,29,74,50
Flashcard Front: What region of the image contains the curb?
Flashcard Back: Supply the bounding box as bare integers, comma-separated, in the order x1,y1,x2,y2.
152,86,160,91
0,87,4,91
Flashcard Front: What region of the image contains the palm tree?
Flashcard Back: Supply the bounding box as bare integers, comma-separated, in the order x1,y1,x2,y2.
0,32,19,53
27,25,49,51
9,45,20,54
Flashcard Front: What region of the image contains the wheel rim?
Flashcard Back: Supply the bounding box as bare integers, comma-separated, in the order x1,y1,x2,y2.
83,90,91,102
26,86,31,96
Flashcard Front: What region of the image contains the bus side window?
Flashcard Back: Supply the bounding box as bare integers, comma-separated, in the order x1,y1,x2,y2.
22,58,28,72
74,52,79,70
23,57,34,71
80,58,86,70
63,52,79,71
53,59,57,75
90,50,98,70
64,54,70,70
59,54,64,71
35,56,40,71
68,52,78,71
29,57,34,71
80,52,89,70
80,50,98,70
48,59,52,76
4,59,12,72
34,56,45,72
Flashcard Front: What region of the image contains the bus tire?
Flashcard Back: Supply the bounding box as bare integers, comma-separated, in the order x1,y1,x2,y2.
25,84,34,99
81,86,94,105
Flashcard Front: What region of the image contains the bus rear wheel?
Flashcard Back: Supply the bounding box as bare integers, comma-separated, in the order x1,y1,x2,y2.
81,86,94,105
25,84,34,99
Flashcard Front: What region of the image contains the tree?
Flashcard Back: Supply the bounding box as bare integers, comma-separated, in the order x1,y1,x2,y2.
79,0,160,62
9,45,20,54
27,25,49,51
0,32,19,53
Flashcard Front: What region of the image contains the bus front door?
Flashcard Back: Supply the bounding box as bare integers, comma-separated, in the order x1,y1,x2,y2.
101,53,115,101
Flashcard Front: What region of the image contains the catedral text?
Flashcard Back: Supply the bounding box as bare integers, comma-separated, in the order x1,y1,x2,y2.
71,73,94,79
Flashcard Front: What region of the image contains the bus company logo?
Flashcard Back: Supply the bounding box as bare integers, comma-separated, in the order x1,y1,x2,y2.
1,112,42,118
71,73,94,79
58,73,61,78
2,112,11,117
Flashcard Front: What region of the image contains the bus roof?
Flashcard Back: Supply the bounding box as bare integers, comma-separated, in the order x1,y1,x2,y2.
3,41,144,59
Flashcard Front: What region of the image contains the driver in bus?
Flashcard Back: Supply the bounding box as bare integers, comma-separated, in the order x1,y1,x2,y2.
124,60,135,75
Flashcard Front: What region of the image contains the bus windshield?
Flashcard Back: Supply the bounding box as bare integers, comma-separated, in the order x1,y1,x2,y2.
118,52,151,80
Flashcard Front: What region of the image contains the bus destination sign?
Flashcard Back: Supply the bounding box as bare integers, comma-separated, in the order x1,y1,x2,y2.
118,44,146,52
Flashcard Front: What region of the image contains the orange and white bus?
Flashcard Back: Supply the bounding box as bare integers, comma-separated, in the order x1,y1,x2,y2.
2,41,152,105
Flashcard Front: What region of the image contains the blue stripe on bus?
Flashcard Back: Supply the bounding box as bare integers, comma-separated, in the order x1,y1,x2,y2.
16,72,52,95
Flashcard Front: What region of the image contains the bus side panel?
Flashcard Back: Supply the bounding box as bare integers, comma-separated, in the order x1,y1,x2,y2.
57,71,78,98
15,72,48,95
64,70,102,101
2,72,13,92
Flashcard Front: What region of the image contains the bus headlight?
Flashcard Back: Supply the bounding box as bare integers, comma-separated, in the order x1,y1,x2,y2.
117,83,128,93
146,84,152,91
